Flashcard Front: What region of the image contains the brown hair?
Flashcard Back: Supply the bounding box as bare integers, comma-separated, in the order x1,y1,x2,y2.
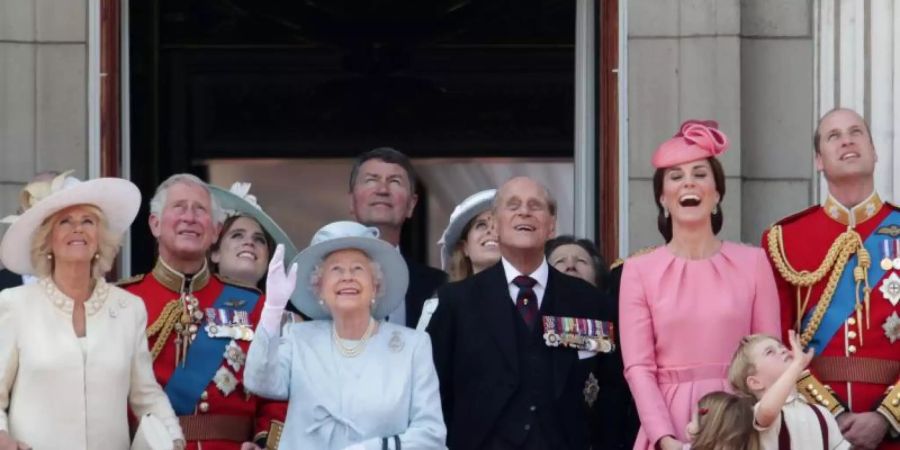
652,157,726,243
728,334,778,397
209,214,276,289
31,204,121,279
690,391,759,450
446,214,481,282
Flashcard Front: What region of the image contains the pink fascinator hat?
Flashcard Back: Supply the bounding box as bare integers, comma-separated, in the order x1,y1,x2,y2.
651,120,729,169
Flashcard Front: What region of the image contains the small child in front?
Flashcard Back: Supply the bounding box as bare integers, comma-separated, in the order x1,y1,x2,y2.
728,330,849,450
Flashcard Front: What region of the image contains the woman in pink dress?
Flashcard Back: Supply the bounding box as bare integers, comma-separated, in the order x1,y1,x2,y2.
620,120,781,450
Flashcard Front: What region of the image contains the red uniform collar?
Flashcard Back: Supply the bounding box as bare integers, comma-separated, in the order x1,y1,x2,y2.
151,257,211,293
822,191,884,228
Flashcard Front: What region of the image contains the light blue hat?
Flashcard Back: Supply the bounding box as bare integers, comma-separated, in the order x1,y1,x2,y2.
289,221,409,320
438,189,496,270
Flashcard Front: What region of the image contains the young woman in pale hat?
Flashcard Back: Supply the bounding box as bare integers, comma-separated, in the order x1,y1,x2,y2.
0,173,184,450
416,189,499,330
244,221,446,450
208,182,298,291
619,121,781,450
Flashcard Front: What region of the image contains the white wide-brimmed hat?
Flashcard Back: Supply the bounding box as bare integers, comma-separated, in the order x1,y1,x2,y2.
209,182,299,264
438,189,496,270
0,173,141,275
289,221,408,320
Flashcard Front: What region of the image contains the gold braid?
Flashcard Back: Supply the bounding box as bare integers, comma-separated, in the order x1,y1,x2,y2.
146,300,181,360
767,225,869,347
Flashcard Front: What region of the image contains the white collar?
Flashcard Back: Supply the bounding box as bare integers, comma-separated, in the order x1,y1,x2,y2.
501,256,549,289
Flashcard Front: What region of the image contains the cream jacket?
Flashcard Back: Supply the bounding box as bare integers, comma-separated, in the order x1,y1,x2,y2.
0,278,183,449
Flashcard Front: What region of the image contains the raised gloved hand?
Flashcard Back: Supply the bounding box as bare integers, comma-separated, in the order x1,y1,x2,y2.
260,244,298,334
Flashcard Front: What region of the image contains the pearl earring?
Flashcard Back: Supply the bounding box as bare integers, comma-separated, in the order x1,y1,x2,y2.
370,298,376,305
46,253,53,260
712,204,719,215
93,253,100,260
663,208,670,219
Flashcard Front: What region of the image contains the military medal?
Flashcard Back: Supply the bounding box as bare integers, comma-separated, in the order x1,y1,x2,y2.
583,373,599,407
894,239,900,270
224,340,246,371
883,312,900,343
213,366,239,396
542,316,615,353
881,240,893,271
880,272,900,307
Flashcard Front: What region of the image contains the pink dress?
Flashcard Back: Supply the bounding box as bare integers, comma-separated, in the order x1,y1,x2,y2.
620,242,781,450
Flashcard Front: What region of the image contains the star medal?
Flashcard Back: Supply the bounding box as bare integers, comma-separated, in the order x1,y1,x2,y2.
388,331,405,353
883,312,900,344
881,240,893,271
583,373,599,407
213,366,239,396
224,340,246,371
879,272,900,307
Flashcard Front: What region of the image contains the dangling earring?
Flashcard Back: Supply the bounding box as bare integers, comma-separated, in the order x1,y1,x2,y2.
663,207,670,219
712,204,719,215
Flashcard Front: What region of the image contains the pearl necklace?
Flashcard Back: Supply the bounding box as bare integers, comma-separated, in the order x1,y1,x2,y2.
332,318,376,358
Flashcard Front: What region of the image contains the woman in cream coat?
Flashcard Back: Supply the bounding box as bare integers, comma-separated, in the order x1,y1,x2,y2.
0,173,184,450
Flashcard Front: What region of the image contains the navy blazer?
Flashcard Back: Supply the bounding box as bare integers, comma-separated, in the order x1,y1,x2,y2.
427,261,628,450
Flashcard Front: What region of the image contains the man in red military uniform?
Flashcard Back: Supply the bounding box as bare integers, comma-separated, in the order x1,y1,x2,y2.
763,108,900,449
120,173,284,450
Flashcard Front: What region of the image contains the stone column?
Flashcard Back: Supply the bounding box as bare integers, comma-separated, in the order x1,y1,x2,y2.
0,0,89,217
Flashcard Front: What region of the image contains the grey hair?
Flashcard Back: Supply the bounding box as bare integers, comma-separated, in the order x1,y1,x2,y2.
149,173,226,224
492,177,558,216
309,258,385,300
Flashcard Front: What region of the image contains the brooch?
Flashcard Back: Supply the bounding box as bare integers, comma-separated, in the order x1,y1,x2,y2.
388,331,405,353
583,373,599,407
213,366,239,397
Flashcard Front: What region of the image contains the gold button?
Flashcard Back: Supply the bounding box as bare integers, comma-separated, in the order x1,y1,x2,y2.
823,400,830,407
848,345,857,354
895,392,900,398
848,317,857,325
848,331,857,339
892,399,900,407
806,384,815,391
816,395,824,402
199,402,209,413
200,391,208,401
811,389,819,396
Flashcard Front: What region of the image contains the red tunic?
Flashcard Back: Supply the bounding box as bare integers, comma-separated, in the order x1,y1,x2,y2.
121,260,286,450
762,193,900,447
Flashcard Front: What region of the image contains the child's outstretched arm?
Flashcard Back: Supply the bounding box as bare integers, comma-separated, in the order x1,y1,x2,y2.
756,330,813,428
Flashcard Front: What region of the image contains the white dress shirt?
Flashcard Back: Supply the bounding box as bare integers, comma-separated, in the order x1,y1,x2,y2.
754,393,849,450
501,257,549,308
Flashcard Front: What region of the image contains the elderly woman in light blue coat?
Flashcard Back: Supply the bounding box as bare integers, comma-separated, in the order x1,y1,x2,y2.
244,221,446,450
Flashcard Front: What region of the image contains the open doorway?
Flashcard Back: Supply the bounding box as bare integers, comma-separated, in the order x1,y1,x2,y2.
128,0,601,273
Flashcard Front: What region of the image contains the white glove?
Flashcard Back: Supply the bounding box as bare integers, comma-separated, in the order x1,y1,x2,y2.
260,244,297,333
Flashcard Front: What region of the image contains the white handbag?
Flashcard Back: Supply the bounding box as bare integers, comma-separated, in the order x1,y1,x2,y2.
131,414,174,450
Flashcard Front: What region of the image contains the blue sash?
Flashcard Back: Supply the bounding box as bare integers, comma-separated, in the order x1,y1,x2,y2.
802,210,900,354
164,285,259,415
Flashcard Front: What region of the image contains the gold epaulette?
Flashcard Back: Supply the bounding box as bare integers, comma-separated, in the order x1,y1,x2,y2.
214,273,263,295
610,246,659,270
877,382,900,434
797,370,845,416
115,273,145,287
265,420,284,450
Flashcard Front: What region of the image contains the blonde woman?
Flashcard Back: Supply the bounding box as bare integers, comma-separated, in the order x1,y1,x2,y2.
0,174,184,450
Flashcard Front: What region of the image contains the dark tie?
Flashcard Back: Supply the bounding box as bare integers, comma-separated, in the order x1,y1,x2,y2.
513,275,539,328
